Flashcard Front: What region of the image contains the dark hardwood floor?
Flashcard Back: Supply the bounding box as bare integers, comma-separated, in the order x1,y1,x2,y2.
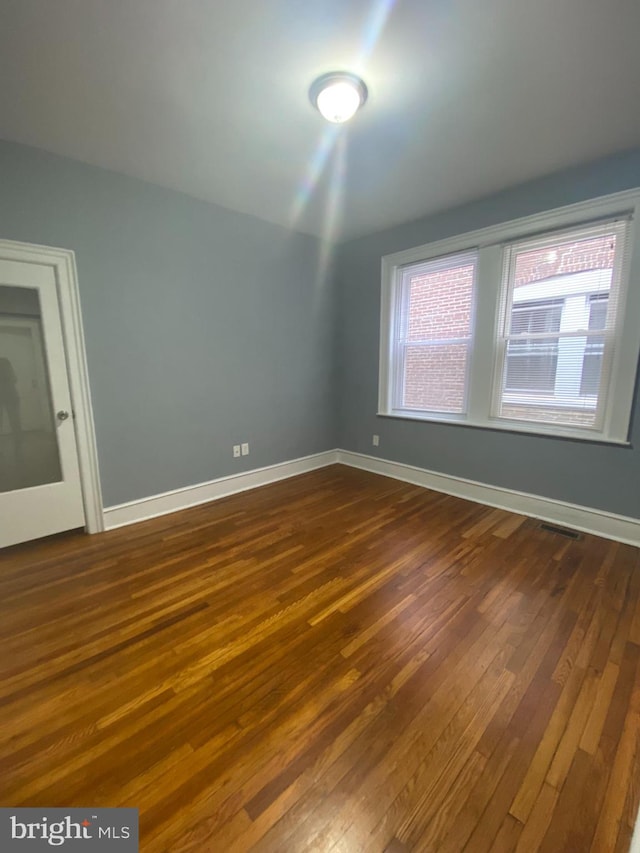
1,464,639,851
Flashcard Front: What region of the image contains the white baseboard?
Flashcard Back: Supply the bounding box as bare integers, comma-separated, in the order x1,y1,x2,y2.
337,450,640,547
103,450,339,530
103,447,639,546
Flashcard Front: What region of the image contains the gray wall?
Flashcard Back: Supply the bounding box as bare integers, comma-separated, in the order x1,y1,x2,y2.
2,138,638,518
336,149,640,518
0,140,337,506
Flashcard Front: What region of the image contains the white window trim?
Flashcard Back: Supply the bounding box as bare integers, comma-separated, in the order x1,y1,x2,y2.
379,188,640,445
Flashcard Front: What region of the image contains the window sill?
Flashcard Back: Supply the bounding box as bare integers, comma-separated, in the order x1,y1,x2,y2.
376,410,632,447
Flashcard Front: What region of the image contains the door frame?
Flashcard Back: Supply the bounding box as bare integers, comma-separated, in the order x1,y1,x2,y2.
0,239,103,534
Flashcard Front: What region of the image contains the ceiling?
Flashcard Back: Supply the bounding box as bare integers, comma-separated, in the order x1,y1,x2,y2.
1,0,640,242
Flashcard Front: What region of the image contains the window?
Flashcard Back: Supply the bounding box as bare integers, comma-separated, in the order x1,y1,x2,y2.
504,300,562,393
580,295,607,397
393,251,477,415
493,222,626,431
379,191,640,443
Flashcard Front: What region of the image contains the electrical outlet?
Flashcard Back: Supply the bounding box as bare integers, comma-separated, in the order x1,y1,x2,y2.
372,434,380,447
241,442,249,456
233,445,241,458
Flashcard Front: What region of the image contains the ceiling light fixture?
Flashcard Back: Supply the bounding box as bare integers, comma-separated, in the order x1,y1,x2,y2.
309,72,368,124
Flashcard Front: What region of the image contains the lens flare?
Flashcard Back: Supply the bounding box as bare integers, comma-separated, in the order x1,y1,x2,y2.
355,0,397,68
290,0,398,233
315,133,347,289
290,124,340,227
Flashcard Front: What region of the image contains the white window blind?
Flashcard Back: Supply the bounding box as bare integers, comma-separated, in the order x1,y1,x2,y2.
492,220,631,432
392,250,478,415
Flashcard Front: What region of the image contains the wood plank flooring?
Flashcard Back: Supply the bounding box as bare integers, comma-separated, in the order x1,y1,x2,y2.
1,464,639,851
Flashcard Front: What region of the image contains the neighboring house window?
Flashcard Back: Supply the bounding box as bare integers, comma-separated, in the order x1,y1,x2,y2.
580,294,607,396
379,192,640,443
504,300,563,393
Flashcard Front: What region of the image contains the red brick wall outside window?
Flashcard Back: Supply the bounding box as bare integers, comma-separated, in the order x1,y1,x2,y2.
402,263,474,413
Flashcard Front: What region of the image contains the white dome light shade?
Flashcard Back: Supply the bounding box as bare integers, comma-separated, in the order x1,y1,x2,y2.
316,81,361,123
310,72,367,123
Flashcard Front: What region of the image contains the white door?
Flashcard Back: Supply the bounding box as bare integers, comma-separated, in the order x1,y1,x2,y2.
0,258,85,548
